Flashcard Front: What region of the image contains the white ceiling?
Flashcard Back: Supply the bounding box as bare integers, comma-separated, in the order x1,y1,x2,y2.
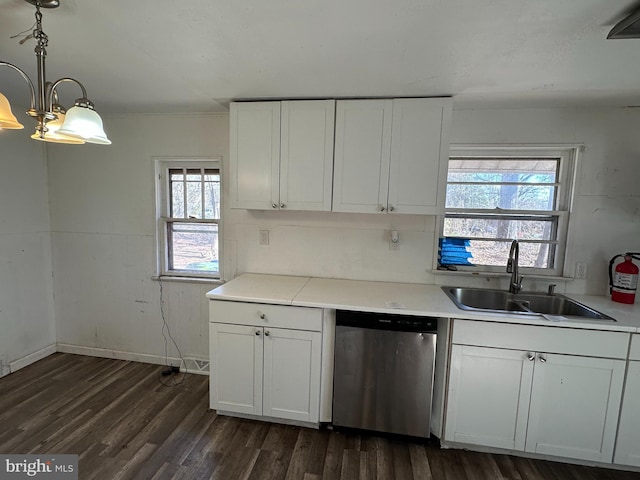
1,0,640,114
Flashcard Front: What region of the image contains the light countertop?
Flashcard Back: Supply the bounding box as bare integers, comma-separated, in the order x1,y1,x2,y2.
206,273,640,332
205,273,310,304
292,277,454,315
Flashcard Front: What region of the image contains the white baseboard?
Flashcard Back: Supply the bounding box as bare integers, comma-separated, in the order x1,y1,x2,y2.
8,344,57,374
2,344,209,377
56,343,209,375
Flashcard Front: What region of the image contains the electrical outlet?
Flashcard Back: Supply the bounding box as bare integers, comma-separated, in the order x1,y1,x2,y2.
575,262,588,279
389,230,400,251
259,230,269,245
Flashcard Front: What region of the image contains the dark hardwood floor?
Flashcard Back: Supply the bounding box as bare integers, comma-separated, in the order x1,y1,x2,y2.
0,353,638,479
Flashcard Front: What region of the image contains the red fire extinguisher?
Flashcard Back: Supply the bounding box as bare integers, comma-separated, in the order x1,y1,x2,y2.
609,252,640,304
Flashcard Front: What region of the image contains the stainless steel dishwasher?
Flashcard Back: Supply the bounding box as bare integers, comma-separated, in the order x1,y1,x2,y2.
332,310,437,438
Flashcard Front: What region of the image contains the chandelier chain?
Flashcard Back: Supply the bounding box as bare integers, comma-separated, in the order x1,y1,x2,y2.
33,6,49,49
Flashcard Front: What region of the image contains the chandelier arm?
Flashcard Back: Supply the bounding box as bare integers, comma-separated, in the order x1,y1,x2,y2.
48,77,89,111
0,61,37,111
1,1,109,145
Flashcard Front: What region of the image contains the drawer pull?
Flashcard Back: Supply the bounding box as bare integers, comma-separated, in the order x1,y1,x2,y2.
259,313,266,320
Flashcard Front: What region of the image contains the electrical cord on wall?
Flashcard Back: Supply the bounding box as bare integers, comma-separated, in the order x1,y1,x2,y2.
157,279,187,387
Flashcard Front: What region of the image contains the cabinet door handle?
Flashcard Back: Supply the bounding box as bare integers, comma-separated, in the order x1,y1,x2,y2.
389,205,395,212
255,330,261,336
538,354,547,363
259,313,266,320
379,206,386,212
280,203,286,208
264,331,270,337
272,203,278,209
526,352,535,362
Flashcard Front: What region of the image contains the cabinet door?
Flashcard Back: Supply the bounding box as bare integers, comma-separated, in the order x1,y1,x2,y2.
333,99,393,213
387,98,452,214
210,323,264,415
262,327,321,423
230,102,280,209
280,100,335,211
615,361,640,466
445,345,533,450
525,353,625,463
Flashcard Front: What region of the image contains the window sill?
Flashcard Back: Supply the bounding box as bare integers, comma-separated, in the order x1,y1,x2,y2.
152,275,224,286
431,270,573,281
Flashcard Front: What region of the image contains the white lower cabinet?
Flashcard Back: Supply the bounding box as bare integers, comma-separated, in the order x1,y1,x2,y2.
446,345,532,450
445,320,627,464
209,301,322,424
262,327,321,422
525,353,625,462
210,323,263,415
614,335,640,467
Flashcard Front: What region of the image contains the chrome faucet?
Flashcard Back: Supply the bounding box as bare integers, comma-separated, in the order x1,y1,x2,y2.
506,240,524,294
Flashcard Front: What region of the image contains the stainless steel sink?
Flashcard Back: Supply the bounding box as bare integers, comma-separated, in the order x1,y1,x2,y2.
442,287,615,321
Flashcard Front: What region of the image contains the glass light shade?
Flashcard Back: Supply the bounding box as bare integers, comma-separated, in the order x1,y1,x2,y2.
30,112,85,144
57,105,111,145
0,92,24,129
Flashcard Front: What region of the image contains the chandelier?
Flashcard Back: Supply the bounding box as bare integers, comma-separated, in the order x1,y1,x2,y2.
0,0,110,145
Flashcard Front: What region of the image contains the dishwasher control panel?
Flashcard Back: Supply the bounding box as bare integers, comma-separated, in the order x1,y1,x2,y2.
336,310,437,332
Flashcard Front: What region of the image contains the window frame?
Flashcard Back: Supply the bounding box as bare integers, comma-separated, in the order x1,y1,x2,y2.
436,145,579,277
154,157,223,280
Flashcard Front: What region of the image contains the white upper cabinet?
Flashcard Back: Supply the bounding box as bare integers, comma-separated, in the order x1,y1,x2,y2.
280,101,335,211
230,100,335,211
333,99,393,214
388,98,452,214
230,102,281,210
333,97,452,214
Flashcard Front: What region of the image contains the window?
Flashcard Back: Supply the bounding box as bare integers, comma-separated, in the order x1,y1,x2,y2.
156,159,221,279
439,147,577,276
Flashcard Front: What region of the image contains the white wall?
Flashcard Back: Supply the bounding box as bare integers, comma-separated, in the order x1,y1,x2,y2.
47,114,229,365
46,107,640,365
0,131,55,377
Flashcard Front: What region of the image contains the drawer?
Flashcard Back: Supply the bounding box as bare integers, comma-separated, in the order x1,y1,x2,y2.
630,334,640,361
452,319,629,359
210,300,322,332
